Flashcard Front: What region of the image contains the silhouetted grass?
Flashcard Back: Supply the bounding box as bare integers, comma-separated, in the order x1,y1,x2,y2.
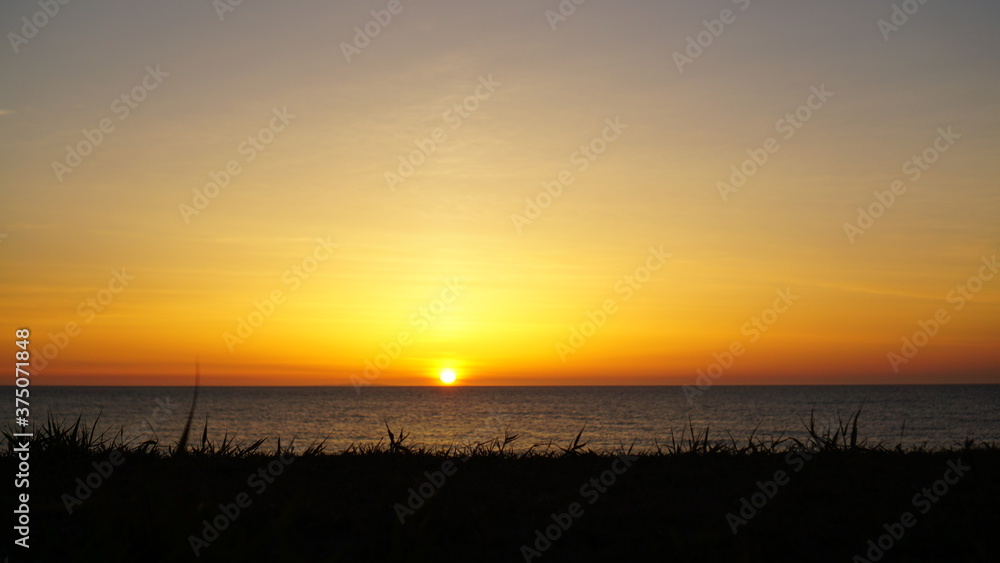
2,409,997,563
5,406,997,459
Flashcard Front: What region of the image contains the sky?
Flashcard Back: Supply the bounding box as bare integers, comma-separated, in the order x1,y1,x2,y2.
1,0,998,386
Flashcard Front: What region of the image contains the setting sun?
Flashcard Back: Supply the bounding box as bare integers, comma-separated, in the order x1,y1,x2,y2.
439,369,458,385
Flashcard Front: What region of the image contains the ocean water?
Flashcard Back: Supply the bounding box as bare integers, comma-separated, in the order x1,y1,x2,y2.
15,385,1000,452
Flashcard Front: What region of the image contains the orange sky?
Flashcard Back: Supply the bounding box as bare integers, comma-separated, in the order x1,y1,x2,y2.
2,0,998,386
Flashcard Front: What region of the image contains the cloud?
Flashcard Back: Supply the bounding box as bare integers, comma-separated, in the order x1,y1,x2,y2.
0,110,15,116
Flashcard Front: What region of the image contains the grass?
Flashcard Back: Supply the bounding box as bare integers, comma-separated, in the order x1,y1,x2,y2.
2,409,997,563
5,406,952,459
4,405,995,464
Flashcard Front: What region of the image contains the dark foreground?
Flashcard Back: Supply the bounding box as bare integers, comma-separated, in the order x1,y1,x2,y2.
2,424,998,563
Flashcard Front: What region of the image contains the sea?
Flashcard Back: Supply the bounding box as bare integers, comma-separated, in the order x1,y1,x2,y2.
16,385,1000,452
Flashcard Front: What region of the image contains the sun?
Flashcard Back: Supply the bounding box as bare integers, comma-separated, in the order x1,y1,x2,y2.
439,369,457,385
